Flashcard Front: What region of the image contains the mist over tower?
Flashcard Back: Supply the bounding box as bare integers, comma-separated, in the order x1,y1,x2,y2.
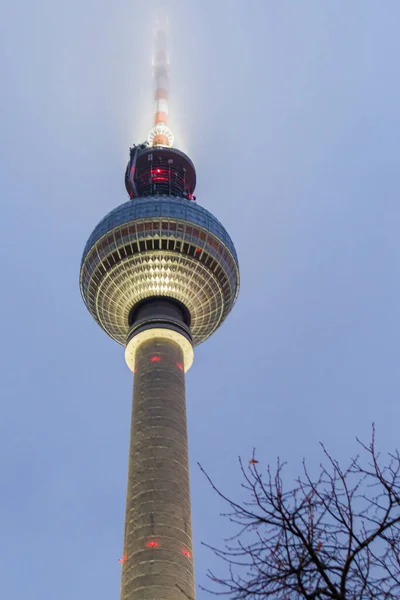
80,13,239,600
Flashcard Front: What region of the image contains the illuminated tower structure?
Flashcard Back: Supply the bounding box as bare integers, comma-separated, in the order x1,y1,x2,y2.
80,16,239,600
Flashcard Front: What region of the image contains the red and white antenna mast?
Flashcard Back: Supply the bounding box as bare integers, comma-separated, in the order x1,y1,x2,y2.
148,14,174,147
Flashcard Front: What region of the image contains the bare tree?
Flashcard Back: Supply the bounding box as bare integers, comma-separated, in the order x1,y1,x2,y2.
200,427,400,600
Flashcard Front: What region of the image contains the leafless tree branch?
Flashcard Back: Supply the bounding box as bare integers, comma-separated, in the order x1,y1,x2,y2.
200,428,400,600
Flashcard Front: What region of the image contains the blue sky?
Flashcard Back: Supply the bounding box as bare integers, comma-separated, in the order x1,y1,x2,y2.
1,1,400,598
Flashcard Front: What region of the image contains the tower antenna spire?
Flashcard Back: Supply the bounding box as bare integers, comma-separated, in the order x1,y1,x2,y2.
148,12,174,147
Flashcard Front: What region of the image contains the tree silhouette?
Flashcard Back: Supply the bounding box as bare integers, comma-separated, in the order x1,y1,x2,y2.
201,428,400,599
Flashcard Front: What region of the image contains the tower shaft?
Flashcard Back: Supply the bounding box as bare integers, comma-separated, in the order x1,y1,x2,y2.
121,337,195,600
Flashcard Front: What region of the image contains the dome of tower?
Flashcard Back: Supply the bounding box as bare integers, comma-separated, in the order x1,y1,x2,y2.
80,196,239,346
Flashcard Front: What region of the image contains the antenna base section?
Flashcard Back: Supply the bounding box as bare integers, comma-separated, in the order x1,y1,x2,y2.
148,123,174,147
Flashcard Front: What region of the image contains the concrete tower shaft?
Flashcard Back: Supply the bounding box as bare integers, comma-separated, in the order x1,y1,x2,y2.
121,336,195,600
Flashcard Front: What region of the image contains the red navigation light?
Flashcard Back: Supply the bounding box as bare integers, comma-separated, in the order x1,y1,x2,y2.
146,540,159,548
119,554,127,564
150,356,161,363
183,549,191,559
151,168,169,183
195,248,201,253
176,362,183,371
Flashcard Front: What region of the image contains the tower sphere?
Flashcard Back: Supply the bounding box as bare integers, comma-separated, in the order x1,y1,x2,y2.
80,188,239,348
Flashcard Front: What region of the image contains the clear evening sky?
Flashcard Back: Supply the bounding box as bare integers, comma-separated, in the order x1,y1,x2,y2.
1,1,400,598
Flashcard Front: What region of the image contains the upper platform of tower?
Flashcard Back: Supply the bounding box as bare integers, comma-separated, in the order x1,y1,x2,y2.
125,143,197,200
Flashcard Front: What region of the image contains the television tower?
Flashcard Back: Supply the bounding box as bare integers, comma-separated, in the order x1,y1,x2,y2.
80,14,239,600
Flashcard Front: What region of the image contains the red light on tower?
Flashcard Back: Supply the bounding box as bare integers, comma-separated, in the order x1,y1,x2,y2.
150,356,161,363
146,539,159,548
176,362,183,371
183,549,191,559
151,168,169,182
